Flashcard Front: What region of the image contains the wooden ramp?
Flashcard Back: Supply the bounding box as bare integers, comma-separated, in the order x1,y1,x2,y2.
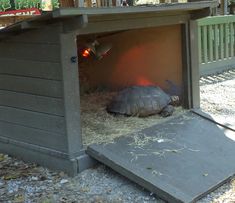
193,109,235,132
87,111,235,203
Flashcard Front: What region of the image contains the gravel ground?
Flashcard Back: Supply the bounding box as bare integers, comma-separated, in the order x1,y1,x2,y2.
200,69,235,128
0,70,235,203
197,69,235,203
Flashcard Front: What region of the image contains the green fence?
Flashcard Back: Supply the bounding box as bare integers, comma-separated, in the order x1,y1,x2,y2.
197,15,235,75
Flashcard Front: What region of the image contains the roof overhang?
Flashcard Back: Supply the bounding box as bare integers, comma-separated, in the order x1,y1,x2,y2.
0,1,218,37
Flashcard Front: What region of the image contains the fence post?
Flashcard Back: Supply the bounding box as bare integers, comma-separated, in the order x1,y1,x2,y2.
190,20,200,108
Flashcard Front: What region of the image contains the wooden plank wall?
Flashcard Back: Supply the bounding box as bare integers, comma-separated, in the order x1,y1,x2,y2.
0,25,69,153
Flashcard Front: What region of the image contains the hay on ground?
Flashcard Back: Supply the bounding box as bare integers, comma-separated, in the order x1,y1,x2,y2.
80,91,185,146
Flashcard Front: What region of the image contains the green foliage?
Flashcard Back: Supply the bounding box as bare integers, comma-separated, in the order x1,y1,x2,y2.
14,0,40,9
0,0,59,11
52,0,60,8
229,0,235,5
0,0,12,11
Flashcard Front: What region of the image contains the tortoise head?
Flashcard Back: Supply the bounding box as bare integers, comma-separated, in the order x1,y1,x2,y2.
170,95,180,106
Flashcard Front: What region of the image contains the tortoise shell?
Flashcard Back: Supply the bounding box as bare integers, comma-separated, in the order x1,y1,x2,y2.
107,86,172,117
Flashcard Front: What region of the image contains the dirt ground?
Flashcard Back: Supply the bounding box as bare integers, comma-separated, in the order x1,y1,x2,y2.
0,69,235,203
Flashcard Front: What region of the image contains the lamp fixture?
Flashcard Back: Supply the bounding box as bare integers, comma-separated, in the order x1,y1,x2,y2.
80,40,112,60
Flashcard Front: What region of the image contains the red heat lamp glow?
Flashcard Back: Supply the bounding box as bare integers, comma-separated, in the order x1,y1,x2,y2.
82,48,91,58
80,40,112,60
137,77,155,86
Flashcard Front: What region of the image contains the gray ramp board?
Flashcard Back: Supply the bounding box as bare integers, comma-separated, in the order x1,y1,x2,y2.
192,109,235,132
86,111,235,203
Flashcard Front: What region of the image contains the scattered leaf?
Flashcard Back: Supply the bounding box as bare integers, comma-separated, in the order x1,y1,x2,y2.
80,186,90,192
3,172,21,180
59,171,65,177
41,198,53,203
13,194,25,203
0,154,5,162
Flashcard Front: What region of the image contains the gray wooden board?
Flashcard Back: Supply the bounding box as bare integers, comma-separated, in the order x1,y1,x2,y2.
0,2,218,39
0,74,63,98
87,111,235,203
3,24,61,44
193,109,235,132
0,90,64,116
0,58,62,80
78,14,189,35
53,2,217,17
0,106,66,134
190,20,200,108
0,120,67,152
60,33,83,157
0,42,60,62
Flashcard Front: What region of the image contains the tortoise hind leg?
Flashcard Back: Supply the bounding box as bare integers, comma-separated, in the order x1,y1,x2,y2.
160,105,174,117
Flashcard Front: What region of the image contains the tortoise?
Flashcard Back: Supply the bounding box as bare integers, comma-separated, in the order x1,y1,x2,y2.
107,85,179,117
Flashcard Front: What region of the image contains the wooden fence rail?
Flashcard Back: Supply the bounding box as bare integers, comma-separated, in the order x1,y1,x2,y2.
197,16,235,75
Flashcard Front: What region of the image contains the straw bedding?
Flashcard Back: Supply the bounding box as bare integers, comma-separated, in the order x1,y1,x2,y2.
80,91,184,146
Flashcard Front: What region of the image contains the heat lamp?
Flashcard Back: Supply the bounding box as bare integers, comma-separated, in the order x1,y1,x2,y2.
81,40,112,60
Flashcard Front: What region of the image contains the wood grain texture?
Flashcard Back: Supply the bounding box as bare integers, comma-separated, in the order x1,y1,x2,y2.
0,106,66,134
0,120,67,152
3,24,61,44
60,33,82,157
0,90,64,116
0,58,62,80
0,74,63,98
190,20,200,108
0,42,60,62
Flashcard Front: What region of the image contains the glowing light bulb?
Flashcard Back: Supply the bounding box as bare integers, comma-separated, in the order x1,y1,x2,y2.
82,48,91,58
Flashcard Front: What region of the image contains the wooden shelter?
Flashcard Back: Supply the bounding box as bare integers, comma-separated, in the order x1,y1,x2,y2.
0,1,217,176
